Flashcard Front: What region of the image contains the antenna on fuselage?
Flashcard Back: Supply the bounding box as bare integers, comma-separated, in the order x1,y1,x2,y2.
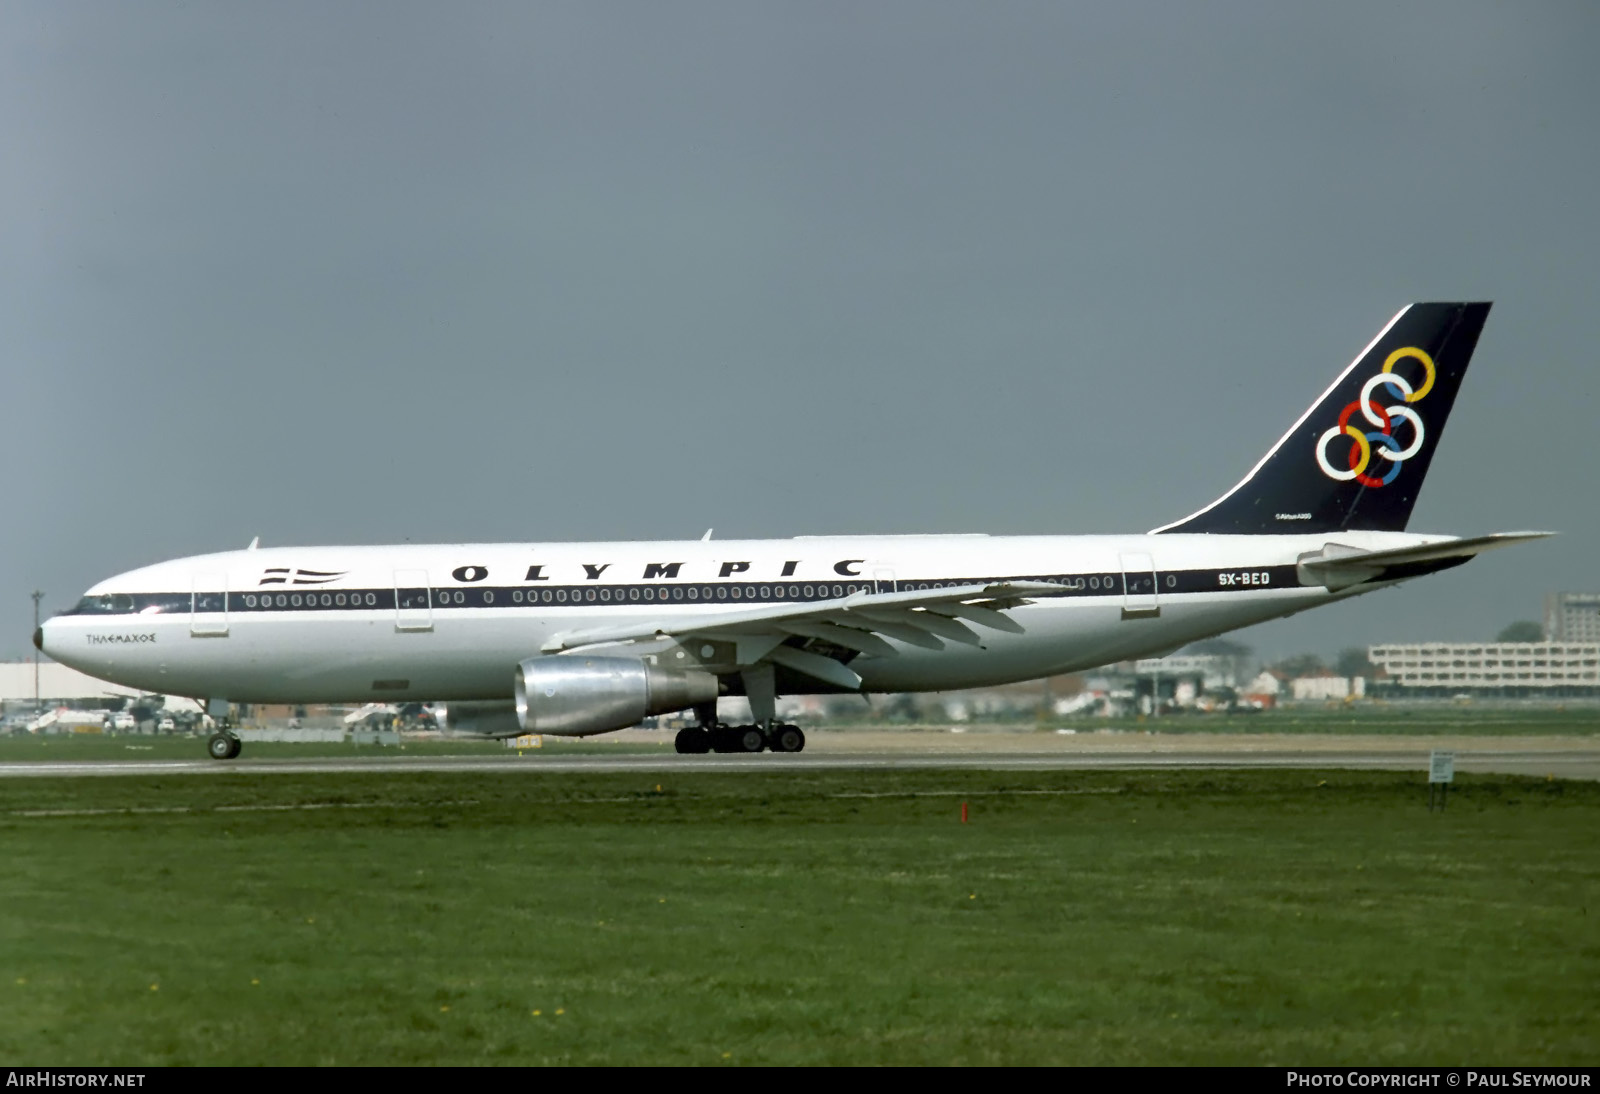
701,528,713,541
247,536,260,551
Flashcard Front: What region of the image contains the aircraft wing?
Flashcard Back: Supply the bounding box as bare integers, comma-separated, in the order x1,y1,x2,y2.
540,580,1074,690
1297,531,1554,589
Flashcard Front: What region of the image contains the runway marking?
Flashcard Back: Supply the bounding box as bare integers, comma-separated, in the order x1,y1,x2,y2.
8,799,484,819
1,750,1597,779
0,787,1133,821
12,806,194,817
828,787,1125,798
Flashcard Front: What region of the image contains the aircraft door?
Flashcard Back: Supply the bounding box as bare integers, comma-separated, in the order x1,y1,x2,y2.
190,571,230,637
873,567,898,595
394,569,433,633
1119,552,1159,620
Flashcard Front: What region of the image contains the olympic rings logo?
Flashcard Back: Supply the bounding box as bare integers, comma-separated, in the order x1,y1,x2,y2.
1315,347,1436,488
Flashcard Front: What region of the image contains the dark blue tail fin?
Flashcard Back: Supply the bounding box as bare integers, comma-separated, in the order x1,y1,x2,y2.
1153,302,1491,535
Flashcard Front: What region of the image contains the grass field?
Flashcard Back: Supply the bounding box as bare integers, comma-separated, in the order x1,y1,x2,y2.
913,704,1600,737
2,701,1597,765
1072,705,1600,736
1,766,1596,1065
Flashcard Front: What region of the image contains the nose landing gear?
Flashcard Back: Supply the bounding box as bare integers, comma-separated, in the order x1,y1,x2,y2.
207,731,242,760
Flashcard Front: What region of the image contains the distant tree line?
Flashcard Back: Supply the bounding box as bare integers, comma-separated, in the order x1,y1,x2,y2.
1496,621,1544,643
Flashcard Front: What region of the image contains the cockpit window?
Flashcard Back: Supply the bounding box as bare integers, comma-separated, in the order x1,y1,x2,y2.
75,594,137,615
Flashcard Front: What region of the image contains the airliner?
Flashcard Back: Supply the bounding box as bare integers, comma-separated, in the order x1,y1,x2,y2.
37,302,1549,759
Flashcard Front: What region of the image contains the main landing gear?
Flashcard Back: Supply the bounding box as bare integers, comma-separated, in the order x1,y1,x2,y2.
207,731,242,760
673,723,806,754
676,681,806,755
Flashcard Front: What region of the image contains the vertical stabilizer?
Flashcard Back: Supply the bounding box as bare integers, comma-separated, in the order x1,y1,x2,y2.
1153,302,1490,535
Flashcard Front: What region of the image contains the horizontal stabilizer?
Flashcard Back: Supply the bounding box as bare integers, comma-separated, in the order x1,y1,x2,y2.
1297,531,1554,589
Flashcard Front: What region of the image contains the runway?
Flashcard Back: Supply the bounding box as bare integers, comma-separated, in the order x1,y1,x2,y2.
3,742,1598,779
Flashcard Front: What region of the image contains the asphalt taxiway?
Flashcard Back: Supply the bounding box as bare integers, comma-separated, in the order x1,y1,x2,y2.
1,733,1597,779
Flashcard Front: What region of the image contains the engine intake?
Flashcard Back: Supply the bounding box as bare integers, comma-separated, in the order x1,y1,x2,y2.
515,655,718,737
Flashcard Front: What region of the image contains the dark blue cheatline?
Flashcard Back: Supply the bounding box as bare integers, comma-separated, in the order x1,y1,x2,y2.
60,566,1304,617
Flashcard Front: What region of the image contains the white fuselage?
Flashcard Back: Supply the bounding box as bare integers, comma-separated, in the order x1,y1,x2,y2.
40,530,1443,707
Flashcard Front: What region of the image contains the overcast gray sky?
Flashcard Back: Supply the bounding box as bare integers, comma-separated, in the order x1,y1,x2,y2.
4,1,1596,667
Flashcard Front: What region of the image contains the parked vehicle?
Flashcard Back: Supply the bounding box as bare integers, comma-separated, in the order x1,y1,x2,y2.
29,709,109,733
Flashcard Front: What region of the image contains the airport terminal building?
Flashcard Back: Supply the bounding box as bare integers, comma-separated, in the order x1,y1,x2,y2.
1367,642,1600,697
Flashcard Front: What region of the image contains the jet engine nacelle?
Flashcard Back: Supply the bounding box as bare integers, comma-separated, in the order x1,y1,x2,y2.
515,655,718,737
434,700,522,739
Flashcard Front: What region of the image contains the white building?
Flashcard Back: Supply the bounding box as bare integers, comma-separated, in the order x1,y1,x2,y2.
1289,675,1365,701
1129,654,1238,691
1243,671,1282,698
1545,594,1600,642
0,660,141,705
1367,642,1600,691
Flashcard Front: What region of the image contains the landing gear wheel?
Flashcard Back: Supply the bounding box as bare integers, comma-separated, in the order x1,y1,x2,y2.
207,732,241,761
674,727,710,754
772,724,806,753
737,726,766,753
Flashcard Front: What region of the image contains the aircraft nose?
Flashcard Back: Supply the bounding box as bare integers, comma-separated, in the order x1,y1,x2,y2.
33,626,43,651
